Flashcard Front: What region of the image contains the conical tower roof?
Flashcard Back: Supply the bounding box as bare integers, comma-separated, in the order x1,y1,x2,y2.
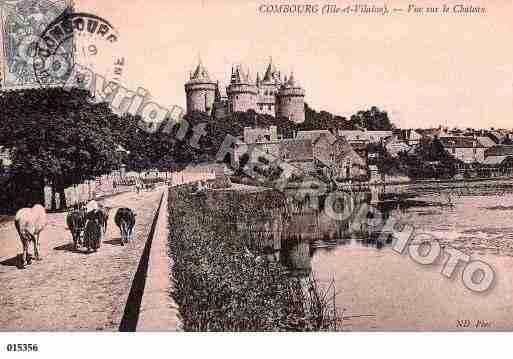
231,64,252,84
246,68,252,83
263,57,279,82
188,57,212,83
287,71,297,86
282,71,301,89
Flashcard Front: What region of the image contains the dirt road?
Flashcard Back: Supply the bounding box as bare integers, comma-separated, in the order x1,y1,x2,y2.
0,188,164,331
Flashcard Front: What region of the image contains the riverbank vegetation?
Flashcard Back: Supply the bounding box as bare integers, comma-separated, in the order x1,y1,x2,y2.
168,185,339,331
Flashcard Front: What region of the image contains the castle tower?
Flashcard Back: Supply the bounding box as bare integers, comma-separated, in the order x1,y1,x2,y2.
276,71,305,124
257,57,281,116
226,65,258,113
184,58,217,114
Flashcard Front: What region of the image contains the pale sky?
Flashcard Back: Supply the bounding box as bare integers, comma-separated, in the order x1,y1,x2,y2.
76,0,513,129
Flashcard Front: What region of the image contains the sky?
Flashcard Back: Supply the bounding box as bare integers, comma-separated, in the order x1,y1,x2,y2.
75,0,513,129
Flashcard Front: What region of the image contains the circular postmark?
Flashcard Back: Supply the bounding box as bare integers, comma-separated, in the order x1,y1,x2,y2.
33,11,124,88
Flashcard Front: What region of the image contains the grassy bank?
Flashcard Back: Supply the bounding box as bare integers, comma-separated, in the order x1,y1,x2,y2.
168,185,338,331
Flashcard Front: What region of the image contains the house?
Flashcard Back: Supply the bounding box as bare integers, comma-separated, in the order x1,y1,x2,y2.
299,131,367,181
279,139,315,173
396,129,423,146
485,145,513,158
438,137,485,164
488,131,506,144
300,131,338,166
480,145,513,177
337,129,393,145
365,130,393,143
243,126,279,143
330,136,367,181
233,138,315,176
296,129,332,143
384,136,411,158
338,130,367,146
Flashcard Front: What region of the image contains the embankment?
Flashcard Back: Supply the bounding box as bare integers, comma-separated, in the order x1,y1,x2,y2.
167,184,336,331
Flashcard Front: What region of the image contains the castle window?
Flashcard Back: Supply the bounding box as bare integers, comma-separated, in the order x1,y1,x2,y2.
236,96,239,99
259,104,263,110
268,105,272,111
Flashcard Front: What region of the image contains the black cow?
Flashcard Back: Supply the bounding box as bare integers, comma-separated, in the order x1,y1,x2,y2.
66,207,86,250
114,208,136,245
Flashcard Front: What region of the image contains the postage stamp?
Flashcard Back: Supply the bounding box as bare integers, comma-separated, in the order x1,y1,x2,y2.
0,0,67,88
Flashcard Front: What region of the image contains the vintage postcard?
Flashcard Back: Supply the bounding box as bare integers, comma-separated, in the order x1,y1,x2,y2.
0,0,512,346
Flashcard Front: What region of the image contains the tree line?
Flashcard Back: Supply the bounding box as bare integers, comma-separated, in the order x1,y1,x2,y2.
0,87,394,210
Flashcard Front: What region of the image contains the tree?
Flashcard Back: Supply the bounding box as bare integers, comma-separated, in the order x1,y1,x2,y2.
350,106,393,130
398,136,458,179
298,103,354,132
0,88,121,208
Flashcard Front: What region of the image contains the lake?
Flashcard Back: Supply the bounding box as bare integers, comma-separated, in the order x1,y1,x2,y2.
308,185,513,330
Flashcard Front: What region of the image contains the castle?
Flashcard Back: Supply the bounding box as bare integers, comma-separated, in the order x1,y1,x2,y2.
184,58,305,123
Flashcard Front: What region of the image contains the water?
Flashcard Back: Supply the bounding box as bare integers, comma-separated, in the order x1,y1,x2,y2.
308,186,513,330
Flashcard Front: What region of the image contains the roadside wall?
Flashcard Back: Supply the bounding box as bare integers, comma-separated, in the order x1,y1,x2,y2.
137,189,182,331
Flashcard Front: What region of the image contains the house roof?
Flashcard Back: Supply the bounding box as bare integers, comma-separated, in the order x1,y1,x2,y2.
296,130,335,144
366,130,393,137
416,128,440,137
439,137,484,148
386,141,411,156
490,131,506,143
477,136,497,148
337,130,392,142
338,130,366,141
482,155,512,166
280,139,313,162
485,145,513,157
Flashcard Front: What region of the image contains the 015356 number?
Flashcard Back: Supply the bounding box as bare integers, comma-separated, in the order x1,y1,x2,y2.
6,344,39,352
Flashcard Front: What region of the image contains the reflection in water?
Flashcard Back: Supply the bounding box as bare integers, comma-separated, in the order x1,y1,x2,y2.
313,186,513,330
234,185,513,330
237,185,510,274
279,189,397,275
